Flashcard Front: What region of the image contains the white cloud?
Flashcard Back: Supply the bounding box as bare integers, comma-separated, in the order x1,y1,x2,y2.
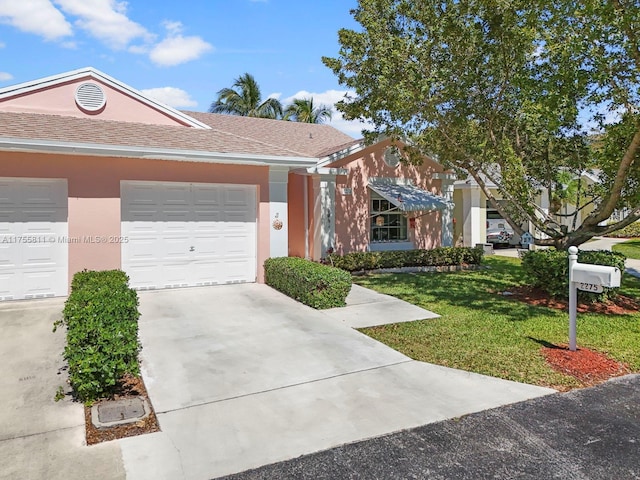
0,0,72,40
283,89,371,138
140,87,197,108
54,0,152,49
149,21,213,67
267,92,282,100
0,72,13,81
0,42,5,48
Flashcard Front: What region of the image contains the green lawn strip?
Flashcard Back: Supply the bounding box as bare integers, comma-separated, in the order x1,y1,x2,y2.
612,238,640,260
356,256,640,390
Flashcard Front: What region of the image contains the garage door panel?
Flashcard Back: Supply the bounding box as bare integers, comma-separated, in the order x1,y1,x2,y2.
126,237,160,262
122,181,257,289
0,271,17,300
224,187,252,206
124,264,158,289
0,178,68,300
193,186,222,205
22,267,65,298
21,242,61,267
221,259,256,283
21,181,68,206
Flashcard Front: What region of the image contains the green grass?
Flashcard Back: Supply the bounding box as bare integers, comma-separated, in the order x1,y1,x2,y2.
357,256,640,390
612,238,640,260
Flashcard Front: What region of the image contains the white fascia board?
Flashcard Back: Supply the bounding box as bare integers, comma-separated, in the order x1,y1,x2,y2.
0,137,318,168
0,67,211,130
291,167,349,176
317,142,365,167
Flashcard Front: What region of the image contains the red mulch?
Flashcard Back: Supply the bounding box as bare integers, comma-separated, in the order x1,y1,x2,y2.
85,374,160,445
505,285,640,315
500,285,636,389
541,344,631,387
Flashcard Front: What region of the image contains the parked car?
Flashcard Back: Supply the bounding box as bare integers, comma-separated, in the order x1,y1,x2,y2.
486,228,514,248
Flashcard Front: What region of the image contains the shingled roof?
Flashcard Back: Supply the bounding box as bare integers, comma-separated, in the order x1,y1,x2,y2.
183,111,357,158
0,111,358,160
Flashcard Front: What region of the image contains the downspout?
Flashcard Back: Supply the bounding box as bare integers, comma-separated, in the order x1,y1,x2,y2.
304,176,309,259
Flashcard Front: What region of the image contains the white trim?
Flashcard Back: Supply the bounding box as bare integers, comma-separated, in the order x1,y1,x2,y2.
0,137,319,168
317,142,365,167
269,167,289,258
0,67,211,130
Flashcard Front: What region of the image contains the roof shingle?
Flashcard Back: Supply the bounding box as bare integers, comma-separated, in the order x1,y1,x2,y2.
0,110,358,160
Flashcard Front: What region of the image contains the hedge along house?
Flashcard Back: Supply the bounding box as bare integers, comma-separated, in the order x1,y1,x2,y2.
0,67,454,301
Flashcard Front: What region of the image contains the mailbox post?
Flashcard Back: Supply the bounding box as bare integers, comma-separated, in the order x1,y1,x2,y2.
568,246,621,351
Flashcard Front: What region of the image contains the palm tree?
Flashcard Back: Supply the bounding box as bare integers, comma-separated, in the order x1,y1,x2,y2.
209,73,283,119
284,97,333,124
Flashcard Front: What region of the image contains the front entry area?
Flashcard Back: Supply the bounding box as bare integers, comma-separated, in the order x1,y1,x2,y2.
121,181,257,290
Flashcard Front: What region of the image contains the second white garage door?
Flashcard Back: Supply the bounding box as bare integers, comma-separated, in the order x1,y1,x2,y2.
121,181,257,289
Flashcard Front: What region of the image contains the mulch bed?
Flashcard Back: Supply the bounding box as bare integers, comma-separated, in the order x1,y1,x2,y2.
541,344,631,387
501,285,636,389
504,285,640,315
85,374,160,445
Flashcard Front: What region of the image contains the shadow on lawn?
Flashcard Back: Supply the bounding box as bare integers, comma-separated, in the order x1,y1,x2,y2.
354,264,565,322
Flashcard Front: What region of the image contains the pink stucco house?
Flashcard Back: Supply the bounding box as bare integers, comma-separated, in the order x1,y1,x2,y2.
0,67,454,301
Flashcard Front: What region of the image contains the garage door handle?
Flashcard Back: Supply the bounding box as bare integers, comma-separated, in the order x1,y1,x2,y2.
190,246,195,252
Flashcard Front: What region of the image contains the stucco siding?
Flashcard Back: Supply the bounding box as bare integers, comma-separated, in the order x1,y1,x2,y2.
327,141,446,254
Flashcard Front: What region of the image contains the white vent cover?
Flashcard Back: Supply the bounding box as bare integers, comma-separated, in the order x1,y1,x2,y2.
75,82,106,112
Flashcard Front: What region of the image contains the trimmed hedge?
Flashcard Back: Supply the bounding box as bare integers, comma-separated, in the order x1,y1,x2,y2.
264,257,352,309
326,246,484,272
605,222,640,238
521,249,626,302
54,270,141,404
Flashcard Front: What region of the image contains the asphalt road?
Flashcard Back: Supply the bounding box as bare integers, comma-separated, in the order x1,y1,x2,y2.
220,375,640,480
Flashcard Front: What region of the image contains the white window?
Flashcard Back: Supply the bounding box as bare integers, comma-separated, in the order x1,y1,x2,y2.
370,191,408,242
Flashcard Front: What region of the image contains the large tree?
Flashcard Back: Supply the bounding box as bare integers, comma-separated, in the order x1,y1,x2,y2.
210,73,283,119
323,0,640,249
284,98,333,124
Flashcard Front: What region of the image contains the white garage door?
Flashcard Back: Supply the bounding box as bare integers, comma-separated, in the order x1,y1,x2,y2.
121,181,257,289
0,178,68,300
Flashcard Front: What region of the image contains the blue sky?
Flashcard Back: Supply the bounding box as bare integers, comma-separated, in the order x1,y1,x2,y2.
0,0,368,136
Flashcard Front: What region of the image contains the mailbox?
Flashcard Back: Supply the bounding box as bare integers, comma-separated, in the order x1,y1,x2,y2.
571,263,621,288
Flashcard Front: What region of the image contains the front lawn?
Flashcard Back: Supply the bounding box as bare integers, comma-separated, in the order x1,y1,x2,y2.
612,238,640,260
357,256,640,390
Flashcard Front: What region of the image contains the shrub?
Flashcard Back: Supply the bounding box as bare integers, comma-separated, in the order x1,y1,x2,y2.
326,246,483,272
521,249,626,302
54,270,141,404
605,222,640,238
264,257,352,309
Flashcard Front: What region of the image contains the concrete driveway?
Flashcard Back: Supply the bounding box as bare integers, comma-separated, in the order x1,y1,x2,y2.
120,284,554,480
1,284,555,480
0,298,124,480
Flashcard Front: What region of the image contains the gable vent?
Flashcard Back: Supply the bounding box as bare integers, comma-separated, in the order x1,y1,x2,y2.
75,82,106,113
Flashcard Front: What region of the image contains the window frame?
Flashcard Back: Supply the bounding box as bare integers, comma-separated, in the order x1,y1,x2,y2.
369,191,409,243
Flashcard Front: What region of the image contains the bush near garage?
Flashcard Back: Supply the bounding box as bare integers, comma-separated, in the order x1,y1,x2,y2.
604,222,640,238
54,270,141,404
521,249,626,302
264,257,352,309
326,246,483,272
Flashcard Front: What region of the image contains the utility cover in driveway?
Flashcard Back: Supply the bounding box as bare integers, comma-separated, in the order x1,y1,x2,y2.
92,397,150,428
121,181,257,289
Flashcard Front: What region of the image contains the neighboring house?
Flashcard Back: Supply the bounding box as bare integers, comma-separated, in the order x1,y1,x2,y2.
0,67,454,301
453,171,603,247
